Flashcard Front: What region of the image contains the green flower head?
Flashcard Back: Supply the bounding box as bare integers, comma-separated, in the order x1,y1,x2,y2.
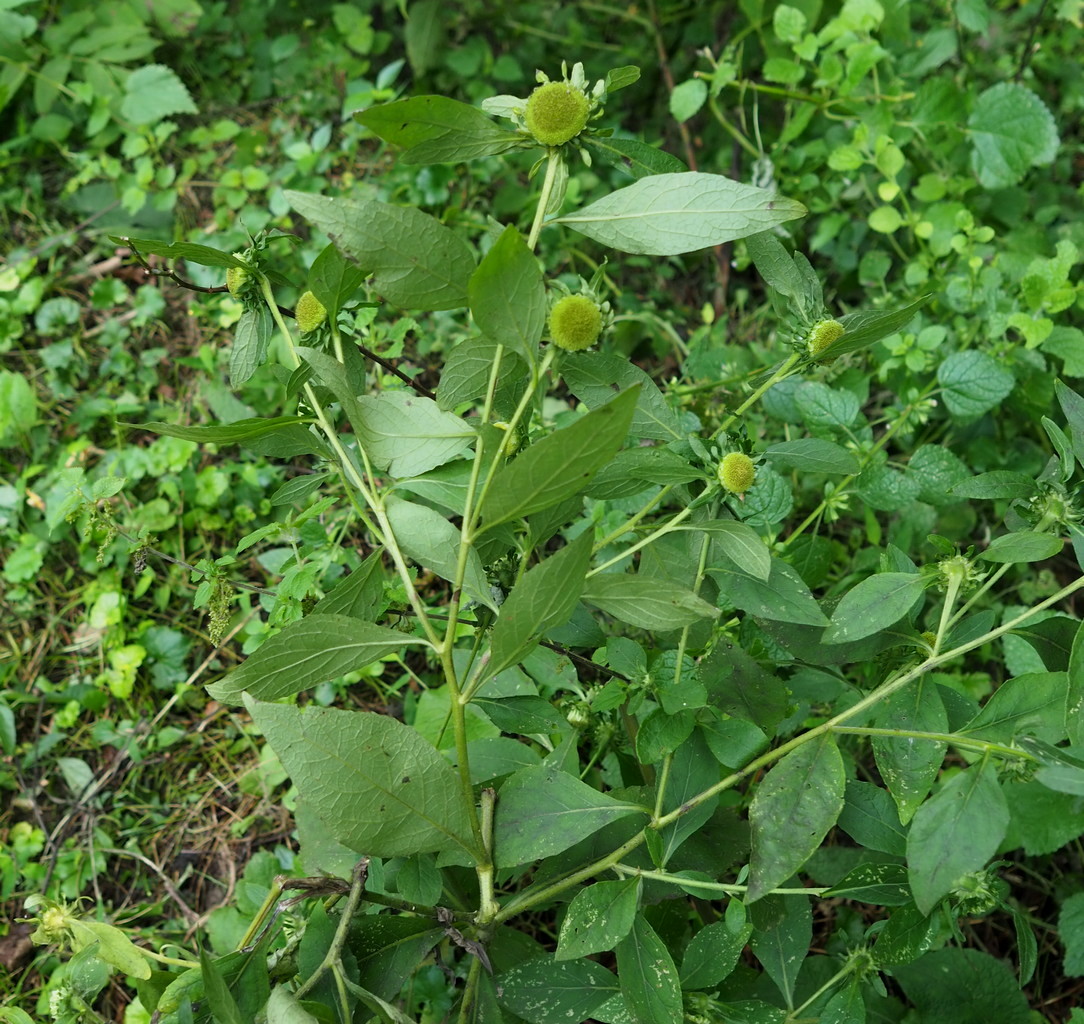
525,81,590,147
718,452,756,495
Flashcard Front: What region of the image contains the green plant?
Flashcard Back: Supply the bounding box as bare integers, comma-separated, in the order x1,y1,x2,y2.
19,31,1084,1020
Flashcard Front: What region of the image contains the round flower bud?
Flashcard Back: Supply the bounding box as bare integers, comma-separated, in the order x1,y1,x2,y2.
295,291,328,333
718,452,756,495
806,318,846,359
525,81,590,147
549,295,602,351
226,256,251,297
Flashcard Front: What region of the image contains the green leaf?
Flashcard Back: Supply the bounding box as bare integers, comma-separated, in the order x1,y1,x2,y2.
748,895,811,1005
906,760,1009,915
0,370,37,442
198,945,244,1024
909,444,972,505
822,862,912,905
938,350,1015,419
348,916,443,1000
480,386,639,527
555,172,806,256
474,695,566,734
120,63,197,124
822,294,932,359
978,531,1064,563
349,391,475,477
494,764,647,867
230,304,273,386
679,919,753,990
247,698,475,857
948,469,1036,499
581,573,719,631
873,903,936,967
747,735,846,901
135,415,309,443
1069,618,1084,746
710,558,828,627
313,550,386,620
616,914,683,1024
355,96,524,164
586,448,703,499
794,381,859,429
437,335,527,411
487,532,593,679
69,920,152,979
562,352,683,441
267,987,320,1024
206,614,420,703
496,957,618,1024
583,136,687,179
837,780,908,856
286,190,474,310
404,0,445,77
746,232,822,322
762,438,859,475
469,225,545,364
556,878,641,960
968,82,1059,189
893,948,1032,1023
308,242,366,319
386,497,496,610
699,519,771,582
669,79,707,122
819,980,865,1024
1002,780,1084,855
873,682,948,825
959,671,1067,743
823,572,927,644
1061,892,1084,977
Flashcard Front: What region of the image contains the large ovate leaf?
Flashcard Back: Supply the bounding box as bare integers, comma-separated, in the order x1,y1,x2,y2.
555,878,640,961
906,760,1009,915
874,682,948,825
583,136,687,179
486,532,593,679
286,191,474,309
355,95,524,163
494,764,647,867
385,497,496,610
496,957,618,1024
469,224,545,364
823,572,928,644
615,914,683,1024
352,391,475,477
581,573,719,631
246,698,476,858
206,614,418,703
555,172,806,256
479,386,639,528
135,416,309,443
968,82,1059,189
747,735,845,901
561,352,683,441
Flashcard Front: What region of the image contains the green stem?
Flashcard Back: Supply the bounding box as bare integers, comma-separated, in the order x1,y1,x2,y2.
528,151,562,251
293,860,369,1000
712,352,802,441
829,726,1033,761
588,503,694,576
612,864,828,897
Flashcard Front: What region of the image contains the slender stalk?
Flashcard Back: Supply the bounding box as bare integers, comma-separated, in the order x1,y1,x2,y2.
528,151,562,251
293,860,369,1000
712,352,802,441
830,727,1032,761
612,864,828,897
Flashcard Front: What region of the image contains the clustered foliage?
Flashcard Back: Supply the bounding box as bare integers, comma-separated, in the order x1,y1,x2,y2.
4,2,1084,1024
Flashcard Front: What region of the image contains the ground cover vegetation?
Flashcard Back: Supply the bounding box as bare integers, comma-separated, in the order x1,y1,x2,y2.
3,0,1084,1021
